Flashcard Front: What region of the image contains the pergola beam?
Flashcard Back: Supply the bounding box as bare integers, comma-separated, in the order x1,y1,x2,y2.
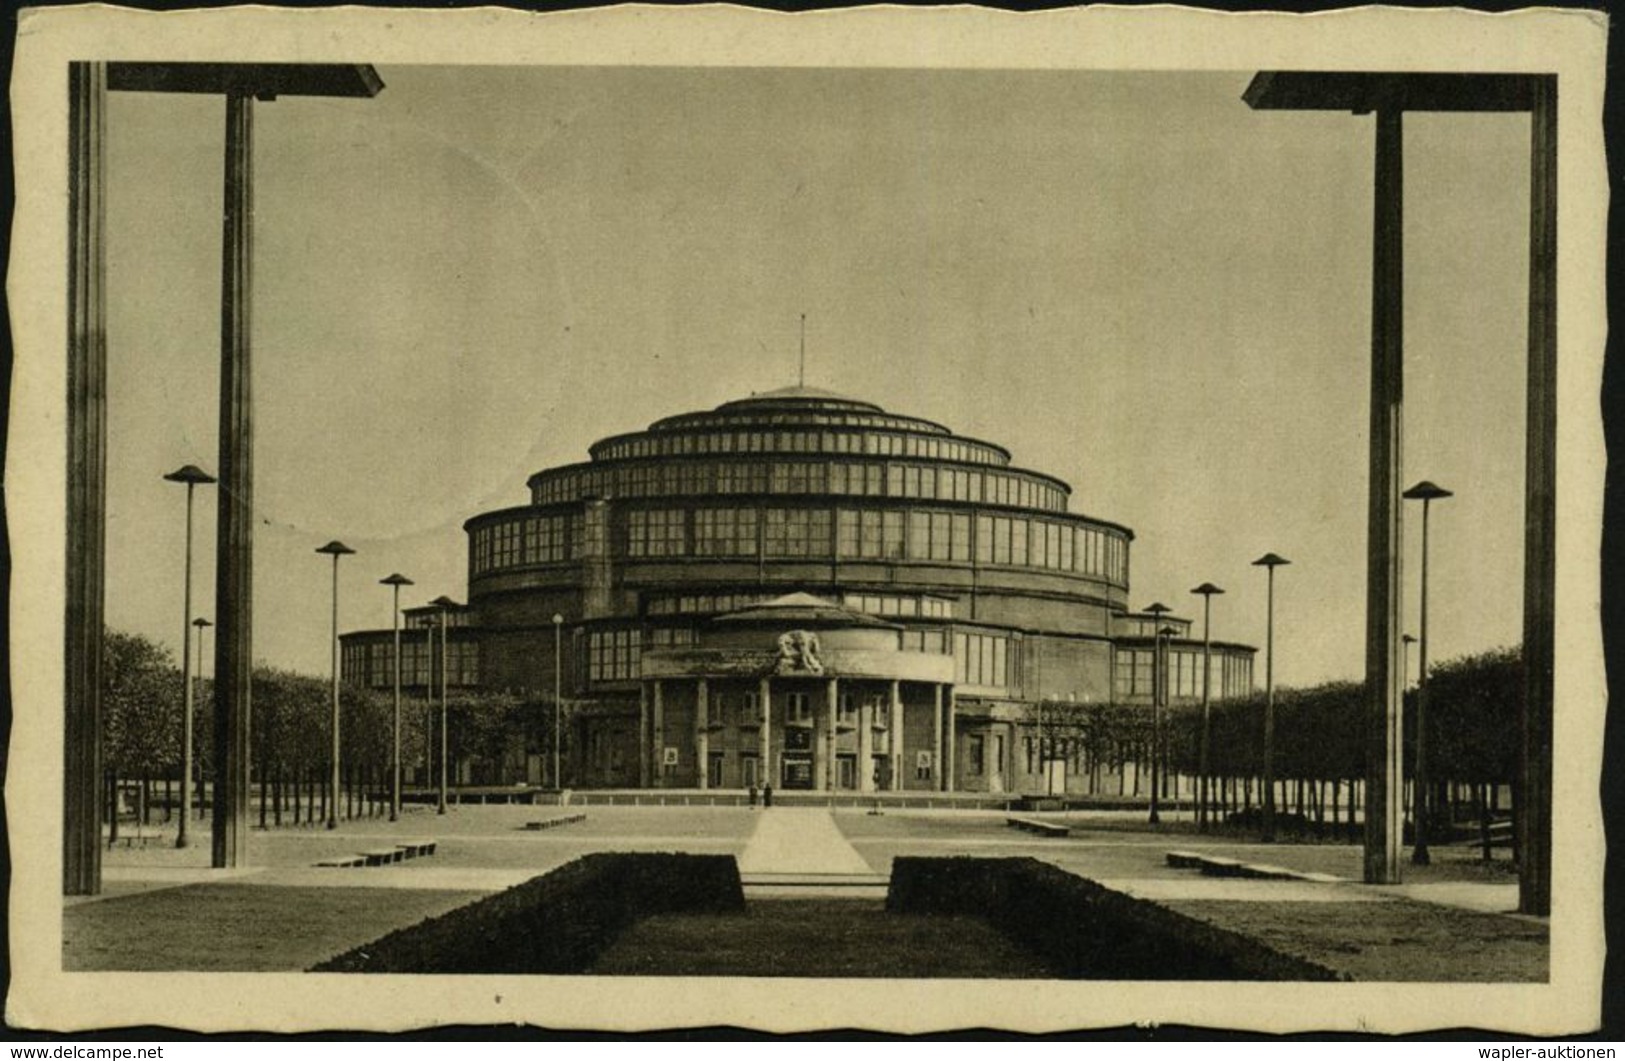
1243,70,1557,913
65,62,382,890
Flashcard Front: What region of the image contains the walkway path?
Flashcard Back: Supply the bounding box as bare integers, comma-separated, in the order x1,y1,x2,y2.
737,807,882,897
737,807,872,874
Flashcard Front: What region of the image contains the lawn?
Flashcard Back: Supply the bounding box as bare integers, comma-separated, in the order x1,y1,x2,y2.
586,899,1060,978
63,883,487,971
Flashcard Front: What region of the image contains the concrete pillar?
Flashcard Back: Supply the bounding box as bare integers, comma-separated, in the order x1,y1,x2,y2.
946,689,957,793
638,683,650,788
1519,76,1556,917
758,676,772,790
64,62,107,896
821,678,838,791
651,680,665,788
1362,106,1405,886
889,680,904,792
213,91,257,870
579,497,612,620
933,684,944,792
695,678,709,790
858,693,875,793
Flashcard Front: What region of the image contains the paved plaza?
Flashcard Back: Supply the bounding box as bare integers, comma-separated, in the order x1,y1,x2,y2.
64,803,1544,979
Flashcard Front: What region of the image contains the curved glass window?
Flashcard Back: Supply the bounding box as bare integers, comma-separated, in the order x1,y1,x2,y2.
476,504,1127,587
344,639,478,689
842,593,954,619
469,513,572,576
955,631,1016,689
532,460,1067,511
763,508,832,558
1162,649,1252,700
589,427,1010,467
627,509,686,558
588,629,640,682
693,508,758,557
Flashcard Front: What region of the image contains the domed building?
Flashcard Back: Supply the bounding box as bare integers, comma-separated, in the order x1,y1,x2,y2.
340,386,1255,796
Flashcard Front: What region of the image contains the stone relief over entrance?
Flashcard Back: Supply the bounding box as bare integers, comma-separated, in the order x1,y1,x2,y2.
775,629,824,675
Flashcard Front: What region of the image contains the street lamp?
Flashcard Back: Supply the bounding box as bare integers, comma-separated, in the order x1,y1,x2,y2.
191,616,212,827
1251,553,1290,844
315,541,355,830
431,595,459,814
1143,602,1172,825
164,464,215,849
1159,626,1179,817
380,574,413,822
1403,479,1453,865
1190,582,1225,832
552,613,564,791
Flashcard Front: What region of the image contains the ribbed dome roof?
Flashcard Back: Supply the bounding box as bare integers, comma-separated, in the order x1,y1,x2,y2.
715,385,879,410
710,592,897,628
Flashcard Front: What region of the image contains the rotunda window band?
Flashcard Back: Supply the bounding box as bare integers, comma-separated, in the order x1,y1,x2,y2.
471,501,1128,586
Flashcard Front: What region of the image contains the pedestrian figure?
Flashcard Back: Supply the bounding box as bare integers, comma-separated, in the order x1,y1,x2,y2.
763,782,774,808
748,782,759,809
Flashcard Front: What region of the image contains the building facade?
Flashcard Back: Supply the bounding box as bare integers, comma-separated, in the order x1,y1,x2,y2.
340,387,1254,794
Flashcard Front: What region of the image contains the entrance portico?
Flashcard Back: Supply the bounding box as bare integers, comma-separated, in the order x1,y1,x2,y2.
640,594,955,792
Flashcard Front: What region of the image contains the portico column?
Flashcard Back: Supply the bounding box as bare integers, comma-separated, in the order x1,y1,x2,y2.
933,684,944,792
695,678,709,790
889,680,904,792
825,677,839,791
945,690,957,793
1519,75,1556,917
1362,105,1405,885
638,683,650,788
651,680,664,788
758,676,772,789
858,692,875,793
65,62,108,896
213,91,256,870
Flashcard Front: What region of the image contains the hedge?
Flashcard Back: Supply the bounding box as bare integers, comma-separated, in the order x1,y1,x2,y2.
311,853,744,973
887,856,1345,981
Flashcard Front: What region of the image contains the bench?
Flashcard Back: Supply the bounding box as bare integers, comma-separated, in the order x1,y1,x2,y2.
1165,851,1345,884
1005,816,1070,838
111,829,157,848
315,841,437,869
523,814,587,831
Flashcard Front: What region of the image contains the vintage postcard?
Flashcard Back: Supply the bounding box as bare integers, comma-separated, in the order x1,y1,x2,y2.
6,2,1609,1036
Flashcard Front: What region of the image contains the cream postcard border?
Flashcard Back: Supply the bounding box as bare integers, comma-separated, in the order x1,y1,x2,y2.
6,3,1609,1035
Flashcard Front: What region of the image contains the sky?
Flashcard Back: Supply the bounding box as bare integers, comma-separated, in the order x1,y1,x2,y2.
100,66,1533,688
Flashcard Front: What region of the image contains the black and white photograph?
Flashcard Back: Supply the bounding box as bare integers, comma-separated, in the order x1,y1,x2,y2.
6,3,1609,1036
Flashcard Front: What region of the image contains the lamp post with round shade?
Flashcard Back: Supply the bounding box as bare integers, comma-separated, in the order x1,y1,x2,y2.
1251,553,1290,843
1159,626,1179,815
190,616,212,826
164,465,216,848
431,595,458,814
1403,479,1453,865
379,574,413,822
1190,583,1225,832
1142,602,1172,825
315,541,355,830
552,614,564,790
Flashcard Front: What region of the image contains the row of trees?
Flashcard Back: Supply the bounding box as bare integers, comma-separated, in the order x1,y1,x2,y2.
103,631,560,830
1022,647,1522,838
1022,647,1519,787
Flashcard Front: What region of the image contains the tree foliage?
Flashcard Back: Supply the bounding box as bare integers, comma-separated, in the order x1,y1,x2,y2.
103,630,182,773
1158,648,1521,785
